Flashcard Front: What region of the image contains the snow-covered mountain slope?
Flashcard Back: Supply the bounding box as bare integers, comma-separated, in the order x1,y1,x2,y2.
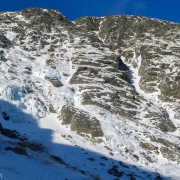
0,8,180,180
75,15,180,122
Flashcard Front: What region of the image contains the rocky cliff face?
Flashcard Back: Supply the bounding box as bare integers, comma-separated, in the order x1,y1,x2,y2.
75,15,180,119
0,8,180,180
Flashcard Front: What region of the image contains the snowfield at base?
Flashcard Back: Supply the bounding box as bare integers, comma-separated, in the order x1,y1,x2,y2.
1,112,180,180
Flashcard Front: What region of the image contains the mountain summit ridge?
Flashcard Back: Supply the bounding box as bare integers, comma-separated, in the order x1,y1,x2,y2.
0,8,180,180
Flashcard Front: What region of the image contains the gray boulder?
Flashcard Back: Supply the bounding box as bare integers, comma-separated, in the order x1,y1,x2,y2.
59,105,103,137
44,75,63,87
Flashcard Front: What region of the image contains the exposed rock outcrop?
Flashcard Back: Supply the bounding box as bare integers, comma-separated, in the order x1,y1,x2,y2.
59,105,103,137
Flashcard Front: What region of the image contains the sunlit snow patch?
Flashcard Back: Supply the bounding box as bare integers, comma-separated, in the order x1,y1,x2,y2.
5,32,17,41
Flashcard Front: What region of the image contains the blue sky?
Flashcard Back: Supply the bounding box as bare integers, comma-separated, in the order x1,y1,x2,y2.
0,0,180,23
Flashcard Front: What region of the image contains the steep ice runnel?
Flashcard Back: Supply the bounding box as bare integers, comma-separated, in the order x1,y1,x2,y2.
125,51,180,135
